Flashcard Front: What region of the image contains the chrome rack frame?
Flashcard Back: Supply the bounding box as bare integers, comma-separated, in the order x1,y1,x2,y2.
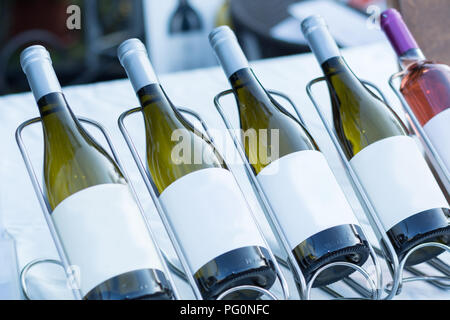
15,116,180,300
306,77,450,299
213,89,380,300
118,106,289,300
389,71,450,194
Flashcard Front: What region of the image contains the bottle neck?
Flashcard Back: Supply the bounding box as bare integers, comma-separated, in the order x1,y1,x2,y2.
37,92,84,144
137,83,186,133
138,83,174,113
301,17,367,95
118,40,159,93
209,26,249,79
399,48,426,70
322,56,363,86
302,18,341,66
380,9,423,70
119,40,186,130
229,67,274,113
20,46,82,144
322,57,377,112
21,49,62,102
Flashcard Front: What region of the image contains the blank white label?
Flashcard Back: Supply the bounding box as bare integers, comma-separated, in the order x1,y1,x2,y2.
52,184,163,296
257,150,359,250
350,136,449,231
159,168,266,273
424,108,450,172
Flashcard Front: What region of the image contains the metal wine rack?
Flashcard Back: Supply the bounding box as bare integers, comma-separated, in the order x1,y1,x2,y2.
213,89,381,300
118,106,289,300
389,71,450,194
305,77,450,299
15,116,180,300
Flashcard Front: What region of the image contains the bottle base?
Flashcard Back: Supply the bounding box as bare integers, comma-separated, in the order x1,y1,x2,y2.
84,268,174,300
194,246,277,300
293,224,370,288
387,208,449,266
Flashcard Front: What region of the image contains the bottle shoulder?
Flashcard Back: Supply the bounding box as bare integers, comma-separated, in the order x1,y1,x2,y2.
139,85,226,193
140,84,223,155
327,75,408,157
401,61,450,88
43,127,126,208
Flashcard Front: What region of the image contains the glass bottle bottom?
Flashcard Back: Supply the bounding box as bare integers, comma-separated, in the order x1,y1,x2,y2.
194,246,277,300
293,224,370,288
387,207,449,266
84,268,174,300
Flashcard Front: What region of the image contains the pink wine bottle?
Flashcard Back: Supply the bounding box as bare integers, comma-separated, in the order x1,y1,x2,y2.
381,8,450,172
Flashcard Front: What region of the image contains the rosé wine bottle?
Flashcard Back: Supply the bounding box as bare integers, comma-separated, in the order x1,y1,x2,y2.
381,8,450,172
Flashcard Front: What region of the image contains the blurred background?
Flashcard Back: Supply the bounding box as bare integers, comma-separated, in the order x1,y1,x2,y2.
0,0,388,95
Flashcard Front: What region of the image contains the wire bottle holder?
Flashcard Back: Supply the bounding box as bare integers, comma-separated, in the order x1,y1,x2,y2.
213,89,381,300
389,71,450,194
305,77,450,299
118,106,289,300
15,116,180,300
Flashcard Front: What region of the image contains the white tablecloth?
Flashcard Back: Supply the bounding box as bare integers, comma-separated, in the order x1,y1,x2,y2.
0,42,448,300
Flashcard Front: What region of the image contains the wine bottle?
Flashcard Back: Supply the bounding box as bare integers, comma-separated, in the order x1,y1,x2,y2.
381,8,450,172
209,26,370,287
168,0,205,70
302,15,450,266
20,45,173,300
215,0,233,28
169,0,202,34
118,38,277,300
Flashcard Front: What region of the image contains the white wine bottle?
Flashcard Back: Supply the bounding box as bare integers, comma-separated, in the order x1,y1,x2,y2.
21,45,173,300
302,15,450,266
209,26,370,287
118,38,277,300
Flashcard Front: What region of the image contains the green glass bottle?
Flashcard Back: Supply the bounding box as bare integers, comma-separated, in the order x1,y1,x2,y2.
210,26,370,287
302,15,449,266
21,45,173,300
118,38,277,299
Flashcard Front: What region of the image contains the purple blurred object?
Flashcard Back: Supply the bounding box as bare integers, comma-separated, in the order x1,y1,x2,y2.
380,8,419,56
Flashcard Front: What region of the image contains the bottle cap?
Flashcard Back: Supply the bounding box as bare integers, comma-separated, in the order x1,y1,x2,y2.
301,15,340,65
209,26,249,78
380,9,419,56
20,45,62,101
20,45,51,73
118,38,148,67
117,38,159,92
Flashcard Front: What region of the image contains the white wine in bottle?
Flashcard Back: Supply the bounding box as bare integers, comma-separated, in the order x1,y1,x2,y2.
21,45,174,300
118,39,277,300
210,26,370,287
302,15,449,266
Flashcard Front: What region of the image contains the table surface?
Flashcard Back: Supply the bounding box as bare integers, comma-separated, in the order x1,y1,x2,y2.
0,41,448,300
